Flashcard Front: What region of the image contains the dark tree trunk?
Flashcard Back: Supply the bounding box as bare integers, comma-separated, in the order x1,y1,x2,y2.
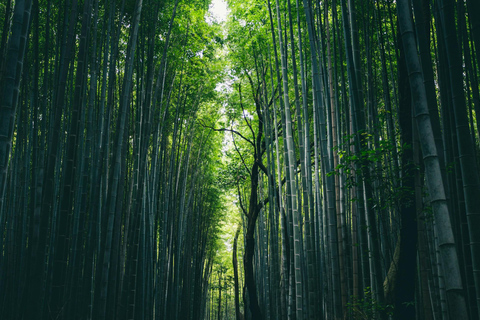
244,162,264,320
393,31,418,320
233,225,244,320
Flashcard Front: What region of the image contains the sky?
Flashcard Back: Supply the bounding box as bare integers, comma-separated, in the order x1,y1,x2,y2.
209,0,229,23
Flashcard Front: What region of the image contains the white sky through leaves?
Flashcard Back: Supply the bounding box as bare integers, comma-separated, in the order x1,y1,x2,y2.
209,0,229,23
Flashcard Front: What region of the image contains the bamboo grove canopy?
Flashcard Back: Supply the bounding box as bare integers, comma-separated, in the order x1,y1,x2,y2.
1,0,480,319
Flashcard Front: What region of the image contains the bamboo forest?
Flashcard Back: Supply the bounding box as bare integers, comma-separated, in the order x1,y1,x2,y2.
3,0,480,319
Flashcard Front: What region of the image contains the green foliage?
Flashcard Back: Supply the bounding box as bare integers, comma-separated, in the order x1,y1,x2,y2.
330,134,419,213
346,288,393,320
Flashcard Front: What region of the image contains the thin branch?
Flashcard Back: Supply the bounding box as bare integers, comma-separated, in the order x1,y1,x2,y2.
232,131,252,177
238,83,256,150
237,179,248,217
197,118,255,149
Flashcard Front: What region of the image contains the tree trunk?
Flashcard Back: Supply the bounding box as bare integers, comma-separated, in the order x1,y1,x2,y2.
397,1,469,318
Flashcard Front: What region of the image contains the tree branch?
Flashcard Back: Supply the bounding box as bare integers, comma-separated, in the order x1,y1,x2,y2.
238,83,257,152
232,131,252,177
197,119,255,149
237,179,248,217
